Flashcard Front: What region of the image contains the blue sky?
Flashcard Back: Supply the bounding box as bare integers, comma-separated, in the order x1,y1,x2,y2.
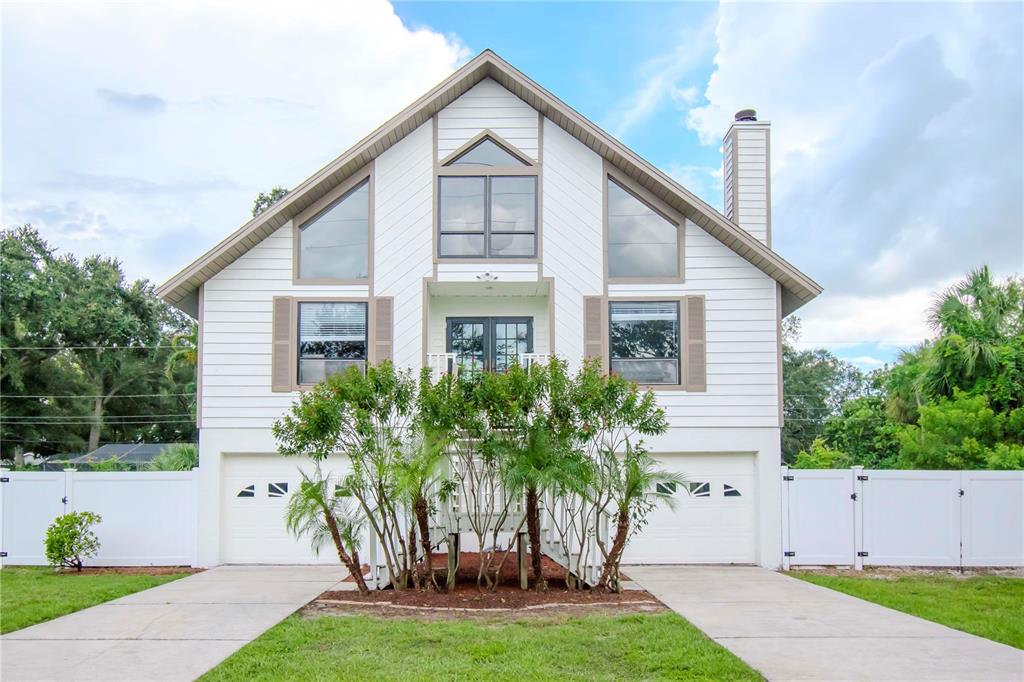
3,1,1021,371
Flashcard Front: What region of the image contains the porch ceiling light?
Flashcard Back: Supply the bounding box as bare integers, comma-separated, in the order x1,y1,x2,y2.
476,272,498,282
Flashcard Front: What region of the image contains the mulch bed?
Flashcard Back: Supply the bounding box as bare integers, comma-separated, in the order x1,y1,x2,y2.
317,552,661,620
54,566,203,576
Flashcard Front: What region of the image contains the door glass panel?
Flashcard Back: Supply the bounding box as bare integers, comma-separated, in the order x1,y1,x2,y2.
449,321,486,375
493,321,530,372
447,318,532,373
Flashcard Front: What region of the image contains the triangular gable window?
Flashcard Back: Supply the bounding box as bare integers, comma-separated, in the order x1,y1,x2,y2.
445,137,528,167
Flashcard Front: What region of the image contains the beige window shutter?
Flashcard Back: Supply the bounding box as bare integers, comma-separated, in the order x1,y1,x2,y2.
583,296,604,364
271,296,293,392
685,296,707,391
373,297,394,363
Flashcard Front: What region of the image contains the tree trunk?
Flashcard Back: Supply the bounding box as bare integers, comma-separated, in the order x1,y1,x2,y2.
323,507,368,594
597,509,630,592
408,524,420,589
414,495,437,590
88,395,103,452
525,486,547,591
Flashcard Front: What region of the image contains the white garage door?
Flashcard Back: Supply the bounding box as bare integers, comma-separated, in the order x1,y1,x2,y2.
221,454,348,564
624,453,757,564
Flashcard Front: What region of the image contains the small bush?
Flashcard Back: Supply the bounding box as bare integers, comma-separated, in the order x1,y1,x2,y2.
45,511,102,571
149,443,198,471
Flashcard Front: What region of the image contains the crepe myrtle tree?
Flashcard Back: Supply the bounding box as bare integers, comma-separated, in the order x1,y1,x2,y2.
568,359,675,592
274,361,423,589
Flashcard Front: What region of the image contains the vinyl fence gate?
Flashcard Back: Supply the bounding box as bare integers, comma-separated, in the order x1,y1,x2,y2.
781,466,1024,569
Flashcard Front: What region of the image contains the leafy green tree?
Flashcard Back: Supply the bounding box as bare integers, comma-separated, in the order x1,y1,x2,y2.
1,226,197,462
791,438,852,469
781,318,869,462
252,186,289,217
897,391,1024,469
820,396,901,469
926,267,1023,397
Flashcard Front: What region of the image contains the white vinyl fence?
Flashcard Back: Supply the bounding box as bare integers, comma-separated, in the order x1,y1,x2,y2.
0,468,197,567
781,466,1024,569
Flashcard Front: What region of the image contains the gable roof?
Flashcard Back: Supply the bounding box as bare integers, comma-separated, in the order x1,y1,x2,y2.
157,49,821,317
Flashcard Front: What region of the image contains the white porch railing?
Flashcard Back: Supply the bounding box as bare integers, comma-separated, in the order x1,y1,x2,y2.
426,353,459,380
518,353,550,369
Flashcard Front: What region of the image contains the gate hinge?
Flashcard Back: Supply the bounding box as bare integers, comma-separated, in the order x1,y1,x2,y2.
0,476,9,483
61,496,68,504
850,493,858,501
857,475,869,481
958,489,965,497
0,551,7,557
784,551,796,557
857,551,868,557
783,475,794,481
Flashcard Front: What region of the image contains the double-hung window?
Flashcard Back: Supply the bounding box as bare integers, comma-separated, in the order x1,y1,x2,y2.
437,136,538,259
297,302,368,384
609,301,681,385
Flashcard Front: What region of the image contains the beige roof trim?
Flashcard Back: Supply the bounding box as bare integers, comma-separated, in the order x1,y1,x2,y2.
158,50,821,318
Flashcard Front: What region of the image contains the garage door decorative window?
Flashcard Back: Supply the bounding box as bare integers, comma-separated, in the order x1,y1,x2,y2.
236,484,255,498
268,482,289,498
682,481,710,497
656,482,677,495
724,484,742,497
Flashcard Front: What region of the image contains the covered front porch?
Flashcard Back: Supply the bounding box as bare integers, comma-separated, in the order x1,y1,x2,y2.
424,278,552,377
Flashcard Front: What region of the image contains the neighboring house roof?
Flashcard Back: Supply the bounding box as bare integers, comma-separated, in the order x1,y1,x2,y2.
157,49,821,317
71,442,187,466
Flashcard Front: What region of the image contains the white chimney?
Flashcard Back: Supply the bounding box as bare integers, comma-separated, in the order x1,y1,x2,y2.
722,109,771,246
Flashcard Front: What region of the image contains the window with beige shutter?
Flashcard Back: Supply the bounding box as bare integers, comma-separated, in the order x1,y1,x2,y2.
271,296,293,392
583,296,604,363
373,297,394,363
685,296,707,391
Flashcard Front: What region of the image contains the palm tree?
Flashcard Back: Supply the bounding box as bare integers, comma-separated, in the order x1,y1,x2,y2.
284,467,369,594
926,267,1024,396
596,444,683,592
393,430,449,590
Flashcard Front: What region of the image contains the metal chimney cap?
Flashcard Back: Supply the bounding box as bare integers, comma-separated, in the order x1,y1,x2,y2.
734,108,757,122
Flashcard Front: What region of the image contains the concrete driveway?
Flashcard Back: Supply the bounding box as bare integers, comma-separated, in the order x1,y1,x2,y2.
1,565,351,682
626,565,1024,681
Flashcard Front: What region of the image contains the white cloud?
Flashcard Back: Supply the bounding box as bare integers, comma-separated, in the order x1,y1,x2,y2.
606,13,718,138
2,0,467,283
685,2,1022,348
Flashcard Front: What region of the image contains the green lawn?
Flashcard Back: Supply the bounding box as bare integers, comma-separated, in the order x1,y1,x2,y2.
202,612,761,681
792,572,1024,649
0,566,192,634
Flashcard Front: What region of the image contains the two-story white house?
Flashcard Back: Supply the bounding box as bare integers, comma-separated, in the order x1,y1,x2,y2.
157,50,820,569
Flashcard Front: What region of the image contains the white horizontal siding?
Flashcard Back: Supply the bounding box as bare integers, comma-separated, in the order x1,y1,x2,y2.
607,219,780,430
435,263,539,282
427,295,550,356
730,126,769,245
541,117,604,372
374,119,435,373
437,78,538,161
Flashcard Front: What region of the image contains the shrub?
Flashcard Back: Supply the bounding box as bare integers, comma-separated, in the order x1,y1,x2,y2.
45,511,102,571
792,438,852,469
149,443,198,471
